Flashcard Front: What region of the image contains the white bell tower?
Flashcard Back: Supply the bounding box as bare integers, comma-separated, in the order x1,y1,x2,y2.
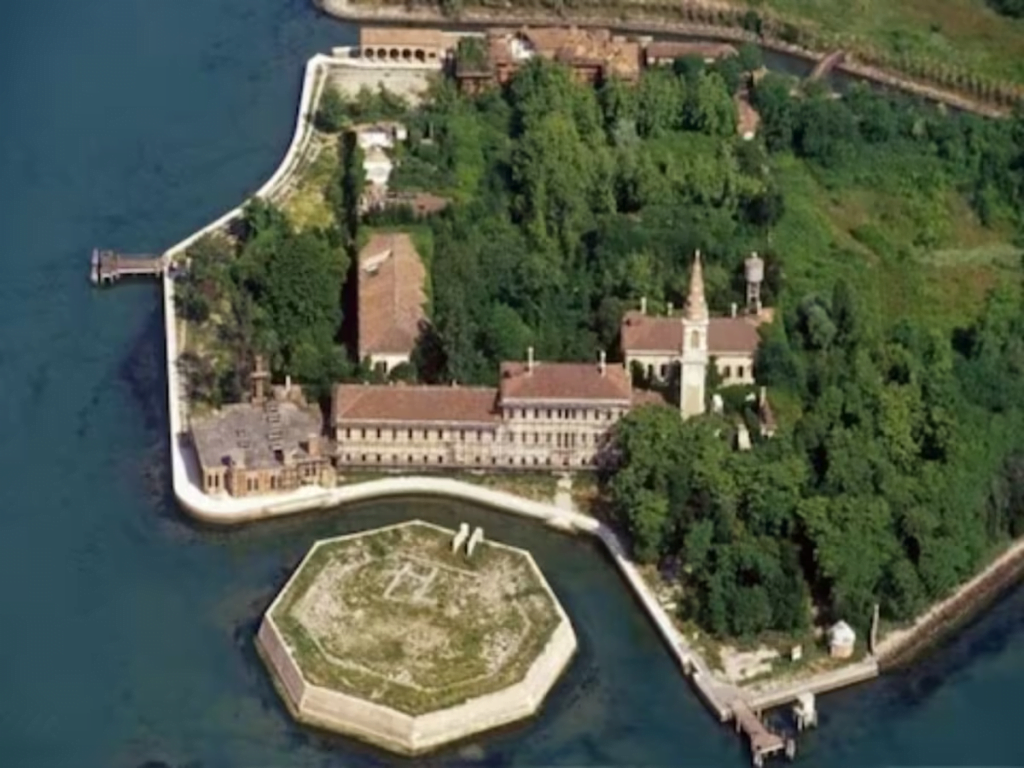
680,251,709,419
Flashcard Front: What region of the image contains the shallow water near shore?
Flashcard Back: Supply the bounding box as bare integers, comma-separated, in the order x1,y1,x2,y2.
3,0,1024,766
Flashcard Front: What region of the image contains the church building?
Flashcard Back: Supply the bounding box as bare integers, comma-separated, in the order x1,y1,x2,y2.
620,252,773,417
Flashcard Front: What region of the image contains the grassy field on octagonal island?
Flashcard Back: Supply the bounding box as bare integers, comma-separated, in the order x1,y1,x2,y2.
270,521,563,715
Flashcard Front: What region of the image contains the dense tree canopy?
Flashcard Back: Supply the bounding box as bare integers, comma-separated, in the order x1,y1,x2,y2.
989,0,1024,19
610,276,1024,638
182,56,1024,641
378,57,1024,639
176,200,350,403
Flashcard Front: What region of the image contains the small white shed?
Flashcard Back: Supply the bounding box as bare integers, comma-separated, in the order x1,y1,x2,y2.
828,620,856,659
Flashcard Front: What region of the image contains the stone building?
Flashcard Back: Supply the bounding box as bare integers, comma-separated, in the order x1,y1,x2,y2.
189,360,332,497
352,121,408,152
620,252,773,409
332,350,639,471
357,232,428,374
352,27,458,64
349,122,407,212
456,26,642,92
643,41,738,67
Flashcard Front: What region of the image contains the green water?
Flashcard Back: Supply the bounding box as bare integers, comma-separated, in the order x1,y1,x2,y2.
2,0,1024,765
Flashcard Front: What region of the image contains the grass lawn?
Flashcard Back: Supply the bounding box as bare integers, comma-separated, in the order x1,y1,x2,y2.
770,153,1021,334
335,467,560,502
280,136,338,231
736,0,1024,85
270,521,562,714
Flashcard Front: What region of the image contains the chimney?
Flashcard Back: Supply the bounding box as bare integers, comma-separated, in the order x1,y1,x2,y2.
305,436,320,457
640,296,648,315
451,379,458,387
731,302,737,317
285,375,292,394
251,355,268,405
599,350,607,376
667,301,674,316
527,346,534,374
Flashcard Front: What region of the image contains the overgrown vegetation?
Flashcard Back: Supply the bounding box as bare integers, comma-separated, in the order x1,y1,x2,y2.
182,52,1024,645
990,0,1024,18
175,200,349,403
270,523,561,714
364,57,1022,640
388,59,1022,387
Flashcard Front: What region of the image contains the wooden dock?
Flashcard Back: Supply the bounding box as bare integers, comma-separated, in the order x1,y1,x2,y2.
732,700,795,767
90,248,165,285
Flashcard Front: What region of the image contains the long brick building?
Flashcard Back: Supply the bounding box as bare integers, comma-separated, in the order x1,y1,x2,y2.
188,248,771,497
333,350,642,471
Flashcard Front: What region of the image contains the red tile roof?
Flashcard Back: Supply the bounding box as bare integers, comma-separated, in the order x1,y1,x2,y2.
499,361,633,403
487,26,641,80
357,233,427,358
644,41,738,63
620,311,767,355
333,383,500,426
632,389,671,407
359,27,455,50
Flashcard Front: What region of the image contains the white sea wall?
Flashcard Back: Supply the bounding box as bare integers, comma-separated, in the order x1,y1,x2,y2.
256,605,577,754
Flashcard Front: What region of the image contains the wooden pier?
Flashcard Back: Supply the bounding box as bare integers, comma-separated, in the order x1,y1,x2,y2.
732,700,795,767
90,248,165,285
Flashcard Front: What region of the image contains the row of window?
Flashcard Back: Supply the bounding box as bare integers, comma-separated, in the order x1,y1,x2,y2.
721,364,749,380
644,362,750,380
339,453,596,467
343,427,494,442
505,407,620,422
340,427,608,445
207,464,321,494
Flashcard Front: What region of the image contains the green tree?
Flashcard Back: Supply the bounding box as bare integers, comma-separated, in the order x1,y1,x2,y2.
314,86,348,133
688,71,738,137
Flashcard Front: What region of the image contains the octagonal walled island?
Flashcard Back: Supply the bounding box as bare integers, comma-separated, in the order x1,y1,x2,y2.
256,520,577,755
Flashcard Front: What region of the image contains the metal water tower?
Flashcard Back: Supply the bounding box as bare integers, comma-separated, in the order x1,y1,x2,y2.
744,252,764,314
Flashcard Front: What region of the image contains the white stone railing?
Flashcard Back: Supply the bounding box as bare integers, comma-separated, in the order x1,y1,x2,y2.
162,52,334,261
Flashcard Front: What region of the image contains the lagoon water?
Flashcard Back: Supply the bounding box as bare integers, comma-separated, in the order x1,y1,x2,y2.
2,0,1024,765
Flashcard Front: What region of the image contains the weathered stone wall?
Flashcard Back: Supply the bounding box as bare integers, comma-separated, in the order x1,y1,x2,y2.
255,606,577,754
257,617,308,708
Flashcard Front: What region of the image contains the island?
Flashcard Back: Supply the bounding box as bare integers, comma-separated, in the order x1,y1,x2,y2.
88,13,1024,766
257,520,576,754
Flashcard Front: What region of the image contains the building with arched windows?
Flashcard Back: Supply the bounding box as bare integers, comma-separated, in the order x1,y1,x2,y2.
353,27,458,64
331,350,656,472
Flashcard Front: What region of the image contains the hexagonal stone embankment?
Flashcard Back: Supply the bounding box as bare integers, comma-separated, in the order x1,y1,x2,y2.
256,520,577,754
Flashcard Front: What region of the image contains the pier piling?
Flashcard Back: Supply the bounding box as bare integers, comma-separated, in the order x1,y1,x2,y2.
89,248,164,285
